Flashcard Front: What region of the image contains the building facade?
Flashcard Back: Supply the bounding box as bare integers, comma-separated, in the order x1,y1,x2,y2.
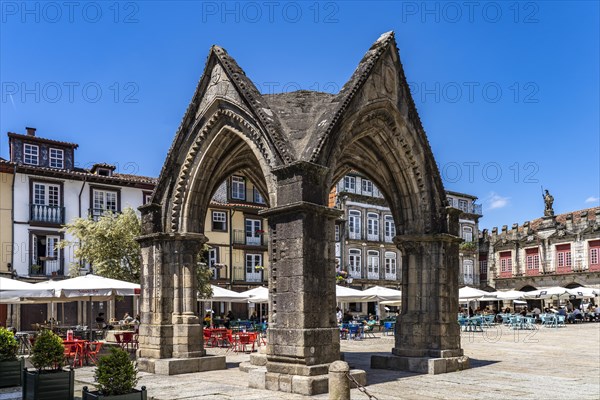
332,174,482,294
446,191,483,287
479,207,600,291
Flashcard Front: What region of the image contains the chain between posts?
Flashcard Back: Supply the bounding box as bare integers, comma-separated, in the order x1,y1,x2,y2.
344,371,379,400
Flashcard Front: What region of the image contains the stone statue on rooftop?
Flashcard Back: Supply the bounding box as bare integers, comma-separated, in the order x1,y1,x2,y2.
543,189,554,217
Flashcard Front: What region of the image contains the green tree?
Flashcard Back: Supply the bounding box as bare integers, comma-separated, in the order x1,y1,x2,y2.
59,208,142,282
197,244,214,300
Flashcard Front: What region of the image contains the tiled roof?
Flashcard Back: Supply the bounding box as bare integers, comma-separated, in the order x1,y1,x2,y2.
529,207,599,230
8,132,79,148
209,200,267,210
14,163,156,186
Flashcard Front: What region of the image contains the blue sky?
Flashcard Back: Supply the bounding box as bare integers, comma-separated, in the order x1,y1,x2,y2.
1,1,598,230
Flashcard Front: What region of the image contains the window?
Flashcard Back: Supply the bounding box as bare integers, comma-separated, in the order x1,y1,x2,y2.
361,179,373,196
343,176,356,192
24,144,39,165
49,148,64,169
590,240,600,269
348,249,361,277
348,210,361,240
462,226,473,242
92,189,118,219
500,251,512,273
253,188,265,204
463,260,474,284
143,192,152,204
245,219,262,245
385,252,397,276
458,199,468,212
384,215,395,242
335,225,340,242
447,197,454,207
208,247,219,279
479,260,488,275
526,248,540,270
31,233,61,275
556,244,572,268
33,183,60,206
367,212,379,240
212,211,227,231
231,176,245,200
367,251,380,278
245,253,263,282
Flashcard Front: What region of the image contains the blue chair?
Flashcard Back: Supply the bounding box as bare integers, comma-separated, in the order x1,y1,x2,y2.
383,321,395,336
347,324,362,340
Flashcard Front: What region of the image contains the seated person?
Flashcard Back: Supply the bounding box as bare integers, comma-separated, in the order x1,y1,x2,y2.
123,313,134,323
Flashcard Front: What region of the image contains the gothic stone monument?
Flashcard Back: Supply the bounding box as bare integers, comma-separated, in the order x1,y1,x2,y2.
137,31,467,395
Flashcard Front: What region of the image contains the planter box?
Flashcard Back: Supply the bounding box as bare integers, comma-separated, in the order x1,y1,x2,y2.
82,386,147,400
0,358,24,388
22,368,74,400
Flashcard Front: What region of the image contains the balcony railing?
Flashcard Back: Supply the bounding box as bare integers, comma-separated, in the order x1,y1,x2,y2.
88,208,119,221
232,230,269,246
232,266,268,282
30,204,64,224
348,231,361,240
30,259,61,276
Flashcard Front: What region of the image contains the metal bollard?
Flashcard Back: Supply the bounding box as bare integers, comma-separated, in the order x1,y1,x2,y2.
329,360,350,400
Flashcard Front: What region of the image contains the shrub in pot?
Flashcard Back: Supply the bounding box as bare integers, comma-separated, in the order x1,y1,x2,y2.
0,327,24,388
22,329,74,400
82,347,146,400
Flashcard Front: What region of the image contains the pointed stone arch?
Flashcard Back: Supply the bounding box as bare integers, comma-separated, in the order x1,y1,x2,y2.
137,31,467,393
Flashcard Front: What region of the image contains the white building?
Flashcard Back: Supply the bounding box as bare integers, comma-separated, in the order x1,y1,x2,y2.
7,127,155,278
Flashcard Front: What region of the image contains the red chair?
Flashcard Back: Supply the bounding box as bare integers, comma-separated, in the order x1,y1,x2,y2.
63,342,79,367
86,342,103,365
121,332,134,351
114,333,123,348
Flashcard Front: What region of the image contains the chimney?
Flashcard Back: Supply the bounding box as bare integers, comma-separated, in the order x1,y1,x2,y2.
25,127,36,136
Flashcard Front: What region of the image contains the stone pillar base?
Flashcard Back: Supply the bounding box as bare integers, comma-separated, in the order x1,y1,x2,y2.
371,354,469,374
246,367,367,396
137,355,226,375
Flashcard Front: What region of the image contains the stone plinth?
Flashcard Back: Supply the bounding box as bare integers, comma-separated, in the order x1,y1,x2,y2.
138,355,226,375
371,354,469,374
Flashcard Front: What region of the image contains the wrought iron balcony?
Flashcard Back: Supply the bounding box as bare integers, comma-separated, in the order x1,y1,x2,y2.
30,204,64,224
233,230,268,246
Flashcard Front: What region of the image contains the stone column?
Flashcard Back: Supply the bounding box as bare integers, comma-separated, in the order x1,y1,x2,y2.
259,162,343,395
137,232,206,362
372,209,468,374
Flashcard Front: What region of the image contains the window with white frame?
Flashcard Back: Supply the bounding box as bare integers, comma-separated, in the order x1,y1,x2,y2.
33,183,60,206
208,247,219,279
143,192,152,204
500,251,512,273
556,244,572,268
212,211,227,231
463,260,474,284
253,188,265,204
245,253,263,279
385,252,397,276
458,199,468,212
344,176,356,192
447,196,454,207
462,226,473,242
367,212,379,240
92,189,118,218
49,148,64,169
231,176,246,200
24,144,39,165
525,248,540,270
335,225,340,242
361,179,373,196
348,249,361,277
348,210,361,240
590,240,600,267
384,215,395,242
367,250,380,277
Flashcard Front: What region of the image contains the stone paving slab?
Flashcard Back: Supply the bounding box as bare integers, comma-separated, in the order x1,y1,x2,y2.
1,323,598,399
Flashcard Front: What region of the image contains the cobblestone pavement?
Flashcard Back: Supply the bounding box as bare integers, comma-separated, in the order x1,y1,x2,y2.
1,323,598,399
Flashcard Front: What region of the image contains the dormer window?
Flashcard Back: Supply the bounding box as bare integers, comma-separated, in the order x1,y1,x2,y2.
49,148,64,169
24,144,39,165
91,163,116,177
97,168,111,176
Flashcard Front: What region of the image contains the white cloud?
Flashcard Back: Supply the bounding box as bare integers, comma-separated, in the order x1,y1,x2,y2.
486,192,509,210
585,196,599,204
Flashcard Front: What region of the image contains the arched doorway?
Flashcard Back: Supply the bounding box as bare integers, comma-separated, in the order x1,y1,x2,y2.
137,31,466,394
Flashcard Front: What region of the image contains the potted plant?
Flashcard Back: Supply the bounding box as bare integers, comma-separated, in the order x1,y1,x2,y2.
30,264,42,274
0,327,24,388
82,347,146,400
22,329,74,400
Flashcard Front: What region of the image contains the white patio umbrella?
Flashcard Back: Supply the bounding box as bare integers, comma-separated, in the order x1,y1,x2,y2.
35,274,140,337
0,277,56,301
361,286,402,301
336,285,374,302
201,285,249,302
458,286,488,301
566,287,599,298
522,287,570,300
240,286,269,304
490,290,526,301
